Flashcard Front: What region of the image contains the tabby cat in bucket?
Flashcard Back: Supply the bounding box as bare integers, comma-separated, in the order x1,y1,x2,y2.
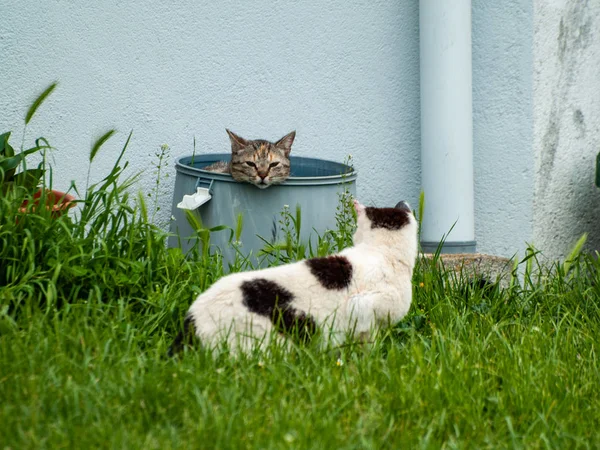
203,129,296,189
170,199,418,355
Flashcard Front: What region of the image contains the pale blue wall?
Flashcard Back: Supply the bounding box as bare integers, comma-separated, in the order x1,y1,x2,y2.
473,0,533,257
0,1,533,258
534,0,600,261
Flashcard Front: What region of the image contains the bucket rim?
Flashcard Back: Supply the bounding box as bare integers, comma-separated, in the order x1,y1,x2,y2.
174,154,357,185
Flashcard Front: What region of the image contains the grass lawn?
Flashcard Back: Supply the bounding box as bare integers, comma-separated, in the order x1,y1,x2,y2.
2,236,599,449
1,119,599,448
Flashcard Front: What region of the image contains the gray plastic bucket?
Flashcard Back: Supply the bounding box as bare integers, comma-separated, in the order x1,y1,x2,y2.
168,154,357,264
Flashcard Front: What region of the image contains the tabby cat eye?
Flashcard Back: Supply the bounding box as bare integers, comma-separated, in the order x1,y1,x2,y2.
245,161,256,167
269,162,279,168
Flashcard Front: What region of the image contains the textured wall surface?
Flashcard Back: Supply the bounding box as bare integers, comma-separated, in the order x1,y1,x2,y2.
0,0,421,229
472,0,534,258
1,1,535,258
534,0,600,260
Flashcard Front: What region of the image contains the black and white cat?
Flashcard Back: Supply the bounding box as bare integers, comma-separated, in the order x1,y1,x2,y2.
171,199,418,354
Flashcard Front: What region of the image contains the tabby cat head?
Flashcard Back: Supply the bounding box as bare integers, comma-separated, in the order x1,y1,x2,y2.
227,129,295,189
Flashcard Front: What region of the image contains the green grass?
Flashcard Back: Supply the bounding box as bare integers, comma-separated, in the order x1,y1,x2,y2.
2,90,600,448
2,184,600,450
2,185,600,449
1,253,600,449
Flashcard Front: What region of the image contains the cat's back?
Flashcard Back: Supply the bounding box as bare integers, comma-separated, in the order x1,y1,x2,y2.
190,260,311,307
202,160,230,173
340,244,413,289
192,244,410,313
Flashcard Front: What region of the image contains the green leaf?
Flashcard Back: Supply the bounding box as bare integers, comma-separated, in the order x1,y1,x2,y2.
235,213,244,242
564,233,587,275
12,169,45,191
209,224,234,242
0,132,14,157
295,204,302,239
0,133,17,182
25,82,58,125
137,191,148,223
0,144,50,173
184,209,204,232
207,225,230,233
4,141,15,159
418,190,425,228
90,129,116,163
596,152,600,188
66,265,89,277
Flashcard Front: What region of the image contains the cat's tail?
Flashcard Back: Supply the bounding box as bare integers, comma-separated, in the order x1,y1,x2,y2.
168,314,197,357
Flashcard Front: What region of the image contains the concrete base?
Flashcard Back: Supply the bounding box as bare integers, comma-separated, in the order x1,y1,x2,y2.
420,253,514,288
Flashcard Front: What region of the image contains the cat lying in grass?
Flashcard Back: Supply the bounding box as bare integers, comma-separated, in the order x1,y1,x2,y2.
170,199,418,355
203,129,295,189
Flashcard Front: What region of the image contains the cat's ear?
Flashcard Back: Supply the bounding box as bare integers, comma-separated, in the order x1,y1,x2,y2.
275,131,296,156
226,129,249,153
353,199,366,215
394,201,412,213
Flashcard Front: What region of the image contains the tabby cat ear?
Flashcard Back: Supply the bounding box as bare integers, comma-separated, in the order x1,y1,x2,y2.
275,131,296,156
226,129,249,153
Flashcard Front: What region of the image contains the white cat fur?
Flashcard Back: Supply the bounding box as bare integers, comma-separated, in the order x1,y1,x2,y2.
184,199,418,353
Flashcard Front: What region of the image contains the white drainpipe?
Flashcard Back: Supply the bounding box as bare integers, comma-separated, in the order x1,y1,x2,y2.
419,0,476,254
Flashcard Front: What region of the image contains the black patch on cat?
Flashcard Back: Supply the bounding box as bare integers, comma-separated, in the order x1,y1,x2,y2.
168,315,196,357
305,256,353,290
241,279,316,342
366,207,410,230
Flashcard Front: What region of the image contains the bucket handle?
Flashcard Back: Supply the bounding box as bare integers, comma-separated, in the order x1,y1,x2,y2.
177,177,214,210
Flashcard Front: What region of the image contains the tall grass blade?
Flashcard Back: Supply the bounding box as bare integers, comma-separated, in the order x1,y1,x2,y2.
235,213,244,242
563,233,587,275
90,130,116,163
25,82,57,125
295,204,302,241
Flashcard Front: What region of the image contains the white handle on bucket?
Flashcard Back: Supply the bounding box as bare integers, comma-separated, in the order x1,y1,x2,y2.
177,178,214,210
177,187,212,210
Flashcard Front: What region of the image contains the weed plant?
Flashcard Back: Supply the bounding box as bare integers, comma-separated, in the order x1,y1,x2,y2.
1,93,599,448
258,160,356,266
